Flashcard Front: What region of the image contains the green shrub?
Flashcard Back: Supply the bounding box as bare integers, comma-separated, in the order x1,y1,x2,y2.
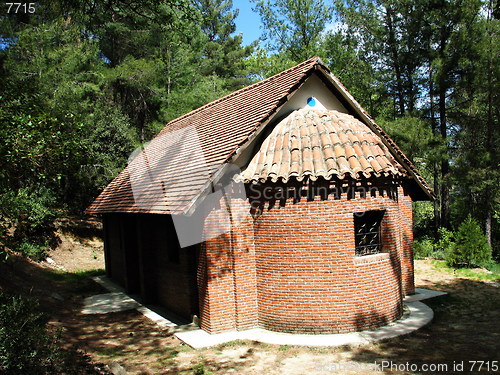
414,239,435,259
446,215,492,268
0,223,9,262
414,229,452,260
413,201,435,240
6,188,56,243
0,187,59,261
434,227,454,259
0,293,61,374
18,241,48,262
482,261,500,277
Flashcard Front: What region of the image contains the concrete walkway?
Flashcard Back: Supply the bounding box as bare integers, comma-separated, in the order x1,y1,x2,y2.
83,277,446,349
404,287,448,302
175,301,434,349
83,276,194,330
82,292,140,314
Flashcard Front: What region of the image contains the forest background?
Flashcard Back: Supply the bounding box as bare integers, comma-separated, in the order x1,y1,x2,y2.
0,0,498,262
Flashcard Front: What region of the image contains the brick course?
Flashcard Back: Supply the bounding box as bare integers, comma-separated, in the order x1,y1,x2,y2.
198,181,414,334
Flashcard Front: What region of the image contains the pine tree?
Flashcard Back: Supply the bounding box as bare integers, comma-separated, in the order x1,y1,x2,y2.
251,0,333,62
194,0,254,90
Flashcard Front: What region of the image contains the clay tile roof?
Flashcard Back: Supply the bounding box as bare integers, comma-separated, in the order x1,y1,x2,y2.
239,109,406,183
86,57,322,215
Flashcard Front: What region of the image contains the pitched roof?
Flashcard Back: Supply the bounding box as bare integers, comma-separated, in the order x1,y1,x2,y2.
86,57,433,215
239,109,407,183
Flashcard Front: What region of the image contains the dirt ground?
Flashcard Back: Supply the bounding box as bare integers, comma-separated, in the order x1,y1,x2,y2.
0,228,499,374
47,217,106,272
46,229,105,272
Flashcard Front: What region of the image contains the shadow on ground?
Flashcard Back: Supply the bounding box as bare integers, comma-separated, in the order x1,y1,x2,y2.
0,255,112,374
348,277,499,374
1,255,499,374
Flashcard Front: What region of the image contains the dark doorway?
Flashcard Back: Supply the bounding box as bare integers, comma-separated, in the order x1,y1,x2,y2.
120,215,141,294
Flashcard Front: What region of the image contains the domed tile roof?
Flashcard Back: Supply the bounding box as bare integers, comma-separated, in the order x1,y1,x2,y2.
239,109,407,183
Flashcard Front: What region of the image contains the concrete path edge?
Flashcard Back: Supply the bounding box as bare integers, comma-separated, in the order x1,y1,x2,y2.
88,276,440,349
175,301,434,349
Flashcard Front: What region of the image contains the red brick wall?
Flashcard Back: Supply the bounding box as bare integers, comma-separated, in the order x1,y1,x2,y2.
253,183,403,333
198,215,236,333
197,195,258,333
197,181,414,334
398,187,415,295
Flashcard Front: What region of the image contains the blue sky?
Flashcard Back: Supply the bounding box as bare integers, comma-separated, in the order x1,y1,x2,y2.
232,0,262,46
231,0,339,47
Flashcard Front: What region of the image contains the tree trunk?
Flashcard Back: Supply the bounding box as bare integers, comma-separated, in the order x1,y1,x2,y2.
485,2,494,246
436,28,451,229
439,87,450,229
486,207,492,248
429,64,440,239
385,7,406,115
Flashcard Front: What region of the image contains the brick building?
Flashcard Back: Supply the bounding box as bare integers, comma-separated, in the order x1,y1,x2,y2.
87,57,433,334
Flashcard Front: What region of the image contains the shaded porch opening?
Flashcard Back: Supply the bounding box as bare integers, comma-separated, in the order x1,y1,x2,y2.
102,213,199,322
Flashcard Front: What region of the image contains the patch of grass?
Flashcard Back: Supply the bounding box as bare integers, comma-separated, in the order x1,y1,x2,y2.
167,350,179,359
145,347,171,356
41,268,105,295
454,268,499,282
157,357,175,368
175,344,194,353
254,341,269,349
431,260,449,271
95,347,121,359
214,339,246,350
278,345,290,352
193,363,213,375
43,268,105,283
430,259,499,282
307,346,330,354
484,262,500,274
151,349,179,367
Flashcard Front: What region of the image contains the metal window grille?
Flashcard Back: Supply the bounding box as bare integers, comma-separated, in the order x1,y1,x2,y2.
354,210,385,256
